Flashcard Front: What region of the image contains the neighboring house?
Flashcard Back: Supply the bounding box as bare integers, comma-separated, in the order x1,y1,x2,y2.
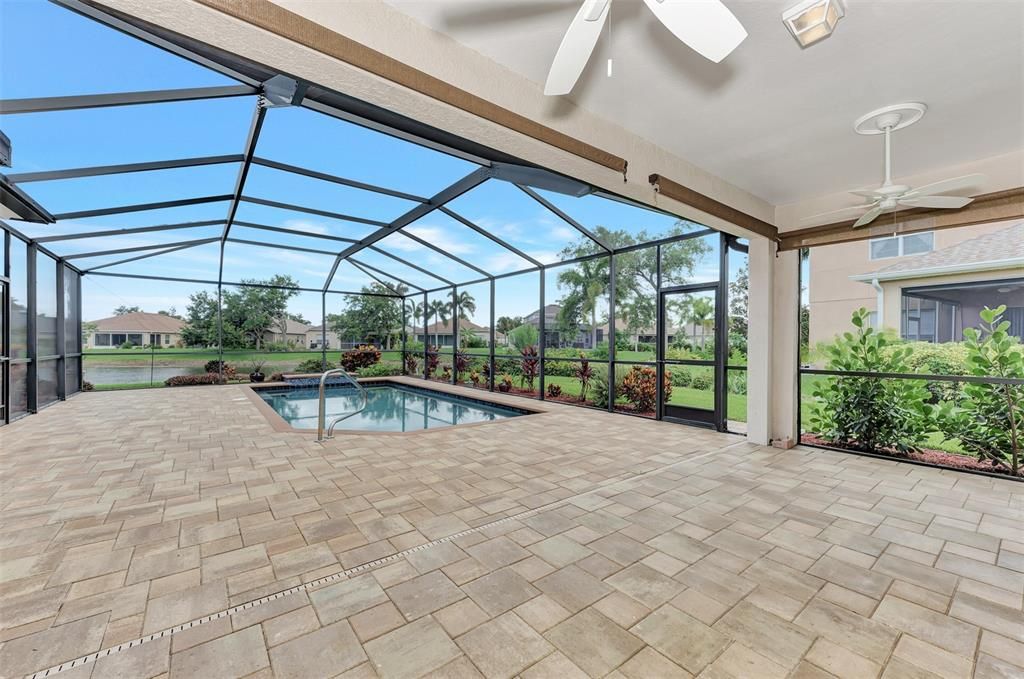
524,304,601,348
809,220,1023,345
262,318,310,347
305,325,340,350
415,318,500,347
87,312,185,348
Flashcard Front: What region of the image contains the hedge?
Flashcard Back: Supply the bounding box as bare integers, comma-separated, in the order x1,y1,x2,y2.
165,373,227,387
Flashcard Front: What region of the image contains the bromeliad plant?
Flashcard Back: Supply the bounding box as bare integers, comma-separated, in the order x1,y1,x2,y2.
404,353,419,375
808,308,932,454
937,305,1023,474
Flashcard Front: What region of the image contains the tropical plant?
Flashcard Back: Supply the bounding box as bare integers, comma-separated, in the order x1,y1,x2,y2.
498,374,513,392
496,316,522,345
589,367,625,409
247,358,266,374
426,346,439,378
619,365,670,413
357,364,400,377
937,305,1023,473
574,354,594,402
341,344,381,372
165,373,226,387
428,299,450,346
547,383,562,398
808,308,931,454
455,351,470,380
470,371,482,387
519,345,540,391
453,291,477,322
686,297,715,350
404,353,419,375
334,283,407,349
442,365,452,381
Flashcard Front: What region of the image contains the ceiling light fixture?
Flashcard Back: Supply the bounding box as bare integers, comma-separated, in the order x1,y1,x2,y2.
782,0,844,47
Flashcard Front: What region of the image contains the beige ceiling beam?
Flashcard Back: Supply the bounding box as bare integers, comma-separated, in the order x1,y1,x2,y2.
778,187,1024,251
194,0,628,176
649,174,779,243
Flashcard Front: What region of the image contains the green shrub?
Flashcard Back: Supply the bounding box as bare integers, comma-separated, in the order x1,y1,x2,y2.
892,341,969,402
119,341,135,350
728,370,747,395
690,370,713,391
590,366,625,408
509,324,539,352
358,364,401,377
808,308,931,454
296,357,333,373
669,368,692,388
937,305,1023,473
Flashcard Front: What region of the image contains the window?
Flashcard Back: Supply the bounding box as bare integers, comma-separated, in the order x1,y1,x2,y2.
95,333,111,347
870,232,934,260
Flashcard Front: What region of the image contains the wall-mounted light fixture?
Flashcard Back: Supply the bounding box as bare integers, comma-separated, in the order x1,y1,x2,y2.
782,0,845,47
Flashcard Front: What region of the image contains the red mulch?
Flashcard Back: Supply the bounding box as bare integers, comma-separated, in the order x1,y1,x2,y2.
800,434,1022,478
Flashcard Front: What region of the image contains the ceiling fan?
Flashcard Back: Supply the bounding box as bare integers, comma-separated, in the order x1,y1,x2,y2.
544,0,747,96
805,103,985,228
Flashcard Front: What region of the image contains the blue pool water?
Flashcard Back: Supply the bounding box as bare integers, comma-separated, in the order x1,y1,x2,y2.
258,382,528,432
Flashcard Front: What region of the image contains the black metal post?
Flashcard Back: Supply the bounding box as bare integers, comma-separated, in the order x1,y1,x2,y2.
56,260,66,400
715,233,729,431
607,252,616,412
401,295,408,375
422,291,428,380
538,269,545,400
655,245,663,420
26,244,36,413
451,286,458,384
76,271,82,392
489,279,496,391
321,293,327,371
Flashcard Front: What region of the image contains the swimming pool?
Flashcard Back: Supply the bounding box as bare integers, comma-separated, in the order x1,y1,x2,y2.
256,382,530,432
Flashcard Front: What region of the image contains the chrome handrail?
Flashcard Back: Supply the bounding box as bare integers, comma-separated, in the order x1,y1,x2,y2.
316,368,368,441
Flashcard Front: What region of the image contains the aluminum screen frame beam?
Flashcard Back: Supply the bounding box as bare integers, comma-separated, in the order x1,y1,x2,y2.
7,155,244,183
34,220,226,243
517,184,611,253
52,194,232,221
239,196,389,228
0,85,257,114
439,206,542,269
250,157,428,204
83,239,218,273
64,236,220,260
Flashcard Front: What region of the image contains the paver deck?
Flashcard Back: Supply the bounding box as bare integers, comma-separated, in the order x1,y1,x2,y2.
1,378,1021,678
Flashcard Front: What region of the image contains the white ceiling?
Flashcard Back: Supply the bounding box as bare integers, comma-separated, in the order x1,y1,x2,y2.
383,0,1024,205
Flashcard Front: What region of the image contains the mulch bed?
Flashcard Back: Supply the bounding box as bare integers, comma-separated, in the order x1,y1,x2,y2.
800,434,1022,478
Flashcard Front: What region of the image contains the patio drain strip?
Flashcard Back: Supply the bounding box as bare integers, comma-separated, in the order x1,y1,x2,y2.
28,441,744,679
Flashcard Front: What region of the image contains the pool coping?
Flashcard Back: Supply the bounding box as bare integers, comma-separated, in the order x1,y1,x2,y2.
243,376,549,436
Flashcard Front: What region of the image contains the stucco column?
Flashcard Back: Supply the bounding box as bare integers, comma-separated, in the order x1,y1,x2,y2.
746,238,773,445
747,240,800,446
772,249,801,443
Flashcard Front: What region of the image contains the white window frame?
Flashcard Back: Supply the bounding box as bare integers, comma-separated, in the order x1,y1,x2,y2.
869,231,934,260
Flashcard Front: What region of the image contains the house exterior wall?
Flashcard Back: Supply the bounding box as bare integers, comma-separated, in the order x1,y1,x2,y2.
87,330,182,349
879,268,1024,332
808,222,1011,345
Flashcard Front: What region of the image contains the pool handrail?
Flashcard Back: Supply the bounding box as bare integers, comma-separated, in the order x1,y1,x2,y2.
316,368,368,441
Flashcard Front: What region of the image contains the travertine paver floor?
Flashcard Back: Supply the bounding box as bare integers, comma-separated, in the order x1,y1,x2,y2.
1,379,1022,679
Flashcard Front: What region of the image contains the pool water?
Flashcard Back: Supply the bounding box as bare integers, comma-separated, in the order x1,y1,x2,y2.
258,382,527,432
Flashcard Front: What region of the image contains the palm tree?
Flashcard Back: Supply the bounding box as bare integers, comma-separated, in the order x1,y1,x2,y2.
557,258,606,349
428,299,449,348
403,300,425,344
452,291,477,347
687,297,715,350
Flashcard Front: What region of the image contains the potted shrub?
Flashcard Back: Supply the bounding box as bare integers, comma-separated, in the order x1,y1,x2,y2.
498,374,512,392
470,371,481,387
248,358,266,383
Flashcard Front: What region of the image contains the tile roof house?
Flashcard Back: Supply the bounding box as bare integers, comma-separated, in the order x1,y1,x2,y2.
86,312,186,348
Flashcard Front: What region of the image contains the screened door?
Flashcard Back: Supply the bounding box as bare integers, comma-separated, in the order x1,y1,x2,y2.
658,284,724,429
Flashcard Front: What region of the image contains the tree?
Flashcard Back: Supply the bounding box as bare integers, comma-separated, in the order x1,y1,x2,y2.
81,321,98,347
332,283,406,348
686,297,715,350
221,275,299,350
496,316,522,346
558,224,710,349
181,276,299,349
113,305,141,315
157,306,180,319
556,257,606,349
428,298,450,347
509,324,539,352
729,264,748,337
450,291,477,347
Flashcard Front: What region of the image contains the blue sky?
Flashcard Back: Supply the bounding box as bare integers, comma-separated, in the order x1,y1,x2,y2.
3,0,743,327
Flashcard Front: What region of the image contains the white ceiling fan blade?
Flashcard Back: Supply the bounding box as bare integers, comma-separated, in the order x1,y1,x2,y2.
801,204,876,222
853,205,884,228
642,0,747,63
543,0,611,95
849,189,885,199
901,173,985,200
898,195,974,209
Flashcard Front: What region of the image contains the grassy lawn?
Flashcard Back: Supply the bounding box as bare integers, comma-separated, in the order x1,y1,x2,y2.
84,349,403,366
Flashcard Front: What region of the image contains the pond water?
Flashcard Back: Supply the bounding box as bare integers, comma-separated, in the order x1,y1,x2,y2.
84,365,205,385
